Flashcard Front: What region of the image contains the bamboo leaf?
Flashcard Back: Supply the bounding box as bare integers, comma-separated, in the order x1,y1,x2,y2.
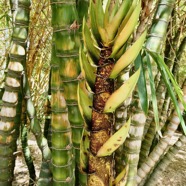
148,51,186,134
134,53,148,114
105,68,140,113
90,1,101,42
145,52,160,131
115,43,127,60
98,26,109,45
110,30,147,79
149,51,186,110
80,129,90,171
118,0,138,34
111,0,141,57
79,48,96,89
77,80,93,124
106,0,132,41
103,0,111,26
97,118,131,157
95,0,104,28
114,164,129,186
82,18,100,60
109,0,119,22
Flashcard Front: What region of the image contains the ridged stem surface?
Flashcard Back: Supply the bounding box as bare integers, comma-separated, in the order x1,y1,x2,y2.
0,0,30,184
137,81,186,184
145,135,186,186
88,49,114,186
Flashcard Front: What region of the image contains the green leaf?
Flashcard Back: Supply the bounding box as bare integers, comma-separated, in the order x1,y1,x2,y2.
148,51,186,135
109,0,119,23
77,80,93,124
110,30,147,79
149,51,186,110
98,26,109,45
104,68,140,113
79,48,96,90
97,118,131,157
103,0,111,26
134,53,148,114
115,43,127,60
80,129,90,171
114,164,129,185
95,0,104,28
111,0,141,57
106,0,132,41
82,18,100,60
118,0,138,34
145,52,160,131
90,1,101,42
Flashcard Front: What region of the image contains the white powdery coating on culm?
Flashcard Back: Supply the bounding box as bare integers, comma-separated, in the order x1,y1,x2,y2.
2,91,18,104
0,121,14,131
10,43,25,56
0,107,16,117
6,77,20,87
132,113,146,124
8,61,23,72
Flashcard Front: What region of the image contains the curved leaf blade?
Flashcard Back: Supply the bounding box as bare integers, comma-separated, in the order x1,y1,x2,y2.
134,53,148,114
148,50,186,134
114,164,129,186
111,0,141,57
97,118,131,157
90,1,101,42
118,0,138,34
77,80,93,124
82,18,100,60
79,48,96,89
106,0,132,41
110,30,147,79
145,52,159,131
105,68,140,113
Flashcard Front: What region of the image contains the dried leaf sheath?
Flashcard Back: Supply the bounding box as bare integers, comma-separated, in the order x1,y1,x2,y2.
88,48,114,185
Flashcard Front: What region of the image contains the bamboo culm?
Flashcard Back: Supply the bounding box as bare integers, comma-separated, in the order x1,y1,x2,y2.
137,81,186,184
0,0,30,184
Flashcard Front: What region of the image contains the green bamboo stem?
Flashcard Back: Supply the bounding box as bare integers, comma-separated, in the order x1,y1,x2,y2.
22,75,52,186
137,81,186,184
0,0,30,184
21,99,36,186
50,64,74,185
44,95,52,149
50,0,84,185
146,0,175,53
139,0,176,166
145,134,186,186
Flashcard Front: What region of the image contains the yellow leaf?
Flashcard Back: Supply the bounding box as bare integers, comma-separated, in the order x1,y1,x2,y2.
97,118,131,157
104,68,140,113
110,30,147,79
111,1,141,57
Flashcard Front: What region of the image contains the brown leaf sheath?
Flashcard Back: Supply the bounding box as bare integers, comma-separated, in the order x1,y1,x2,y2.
88,48,115,186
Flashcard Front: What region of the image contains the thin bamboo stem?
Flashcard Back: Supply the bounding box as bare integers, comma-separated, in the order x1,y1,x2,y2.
137,81,186,184
21,99,36,186
0,0,30,184
145,134,186,186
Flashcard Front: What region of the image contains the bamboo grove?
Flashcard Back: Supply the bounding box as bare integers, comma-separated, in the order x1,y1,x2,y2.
0,0,186,186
